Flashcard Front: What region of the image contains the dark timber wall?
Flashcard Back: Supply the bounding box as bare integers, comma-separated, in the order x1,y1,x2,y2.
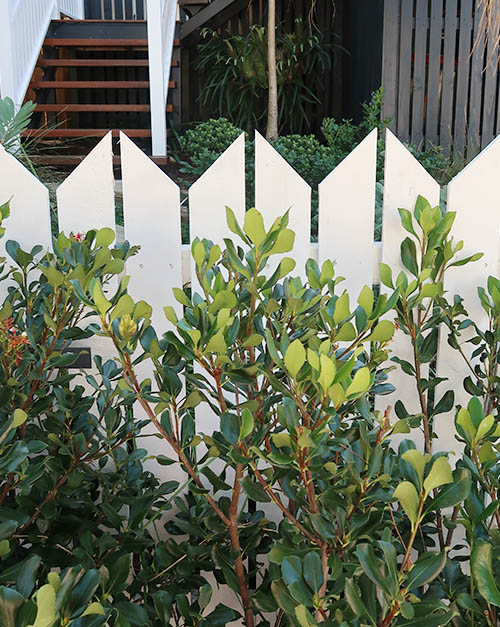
382,0,498,157
180,0,379,135
84,0,145,19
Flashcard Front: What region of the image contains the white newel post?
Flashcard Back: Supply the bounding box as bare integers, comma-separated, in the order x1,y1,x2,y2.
0,0,15,103
147,0,168,157
147,0,177,157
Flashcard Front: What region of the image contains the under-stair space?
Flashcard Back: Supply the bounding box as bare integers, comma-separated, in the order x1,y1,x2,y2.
24,19,179,167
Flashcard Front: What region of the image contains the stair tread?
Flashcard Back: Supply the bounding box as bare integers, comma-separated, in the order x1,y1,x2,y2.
44,38,148,46
51,19,147,23
22,129,153,137
43,38,180,47
37,58,178,67
31,80,175,89
31,80,151,88
34,104,173,112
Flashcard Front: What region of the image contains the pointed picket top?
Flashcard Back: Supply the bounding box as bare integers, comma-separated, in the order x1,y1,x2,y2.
189,132,246,246
120,132,182,333
318,128,377,297
0,144,51,256
254,131,311,278
381,129,441,272
57,132,115,235
435,132,500,453
376,130,440,434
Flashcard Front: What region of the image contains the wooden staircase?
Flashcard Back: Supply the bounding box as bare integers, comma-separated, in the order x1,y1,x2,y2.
24,19,179,167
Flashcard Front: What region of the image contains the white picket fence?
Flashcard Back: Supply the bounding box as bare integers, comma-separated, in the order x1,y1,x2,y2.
1,127,500,462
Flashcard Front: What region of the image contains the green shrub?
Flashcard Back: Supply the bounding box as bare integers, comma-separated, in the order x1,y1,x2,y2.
65,198,500,626
4,191,499,626
179,117,245,176
271,134,338,186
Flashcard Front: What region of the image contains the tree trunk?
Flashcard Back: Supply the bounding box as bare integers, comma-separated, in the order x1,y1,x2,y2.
266,0,278,140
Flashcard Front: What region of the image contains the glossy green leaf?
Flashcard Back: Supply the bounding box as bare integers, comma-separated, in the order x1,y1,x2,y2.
0,586,24,627
240,476,271,502
95,227,115,247
239,408,254,441
303,552,323,593
365,320,395,343
318,354,335,391
472,541,500,607
423,457,453,495
402,449,425,485
355,544,393,596
405,551,447,589
426,469,471,511
346,367,370,397
12,408,27,429
284,339,306,380
357,286,373,315
334,293,350,324
379,263,394,288
32,584,56,627
393,481,419,527
244,208,266,247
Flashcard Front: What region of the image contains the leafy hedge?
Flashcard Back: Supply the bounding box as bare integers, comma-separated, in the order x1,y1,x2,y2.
1,194,500,626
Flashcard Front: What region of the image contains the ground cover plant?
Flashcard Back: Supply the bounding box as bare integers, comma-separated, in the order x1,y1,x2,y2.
2,195,500,626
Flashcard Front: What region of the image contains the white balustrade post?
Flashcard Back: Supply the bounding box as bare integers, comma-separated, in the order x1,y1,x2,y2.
0,0,16,104
147,0,168,157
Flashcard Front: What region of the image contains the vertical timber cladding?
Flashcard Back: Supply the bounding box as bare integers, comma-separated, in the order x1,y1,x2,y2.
83,0,146,19
382,0,499,158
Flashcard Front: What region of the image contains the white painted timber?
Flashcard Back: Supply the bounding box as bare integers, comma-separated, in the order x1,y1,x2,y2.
146,0,177,156
120,132,182,332
56,132,116,370
189,133,246,442
189,133,246,259
378,130,440,438
57,132,115,235
255,131,311,278
0,0,56,107
57,0,85,18
120,133,184,481
0,144,51,299
318,129,377,296
435,134,500,453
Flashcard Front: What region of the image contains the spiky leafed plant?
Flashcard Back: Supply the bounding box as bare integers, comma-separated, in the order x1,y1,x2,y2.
0,98,35,156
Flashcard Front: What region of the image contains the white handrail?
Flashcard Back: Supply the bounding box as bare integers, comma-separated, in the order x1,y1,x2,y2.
147,0,178,156
0,0,85,108
0,0,58,108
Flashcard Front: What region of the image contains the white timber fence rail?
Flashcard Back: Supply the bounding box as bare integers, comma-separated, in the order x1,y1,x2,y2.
1,127,500,460
0,0,84,107
146,0,178,156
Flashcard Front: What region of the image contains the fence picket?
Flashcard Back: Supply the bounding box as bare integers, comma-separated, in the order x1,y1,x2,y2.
189,133,246,251
377,131,440,438
57,132,115,234
435,134,500,453
120,132,182,332
0,145,51,300
318,129,377,297
2,127,500,466
119,130,184,482
56,132,116,372
189,133,246,444
254,131,311,278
